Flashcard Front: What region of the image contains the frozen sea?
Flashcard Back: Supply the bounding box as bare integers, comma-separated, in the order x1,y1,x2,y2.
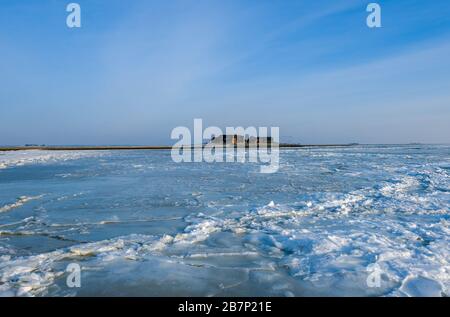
0,145,449,297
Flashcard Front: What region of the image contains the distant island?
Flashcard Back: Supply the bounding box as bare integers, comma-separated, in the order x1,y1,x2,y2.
0,143,359,152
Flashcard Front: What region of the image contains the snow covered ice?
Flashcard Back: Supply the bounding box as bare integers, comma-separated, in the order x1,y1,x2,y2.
0,145,449,296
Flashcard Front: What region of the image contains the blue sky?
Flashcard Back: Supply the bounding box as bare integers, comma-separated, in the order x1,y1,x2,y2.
1,0,450,145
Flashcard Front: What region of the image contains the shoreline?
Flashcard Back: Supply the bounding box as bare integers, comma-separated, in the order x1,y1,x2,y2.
0,144,358,152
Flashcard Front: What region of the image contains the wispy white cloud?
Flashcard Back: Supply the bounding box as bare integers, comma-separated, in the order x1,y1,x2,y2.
0,0,449,144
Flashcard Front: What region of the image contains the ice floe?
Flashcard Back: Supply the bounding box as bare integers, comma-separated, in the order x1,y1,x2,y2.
0,195,44,213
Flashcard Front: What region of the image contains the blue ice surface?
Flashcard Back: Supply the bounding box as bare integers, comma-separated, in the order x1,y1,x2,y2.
0,145,449,296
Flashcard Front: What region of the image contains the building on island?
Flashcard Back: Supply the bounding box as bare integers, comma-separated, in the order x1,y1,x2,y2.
208,135,275,147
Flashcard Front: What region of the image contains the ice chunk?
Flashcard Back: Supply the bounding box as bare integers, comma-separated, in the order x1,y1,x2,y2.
399,276,444,297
